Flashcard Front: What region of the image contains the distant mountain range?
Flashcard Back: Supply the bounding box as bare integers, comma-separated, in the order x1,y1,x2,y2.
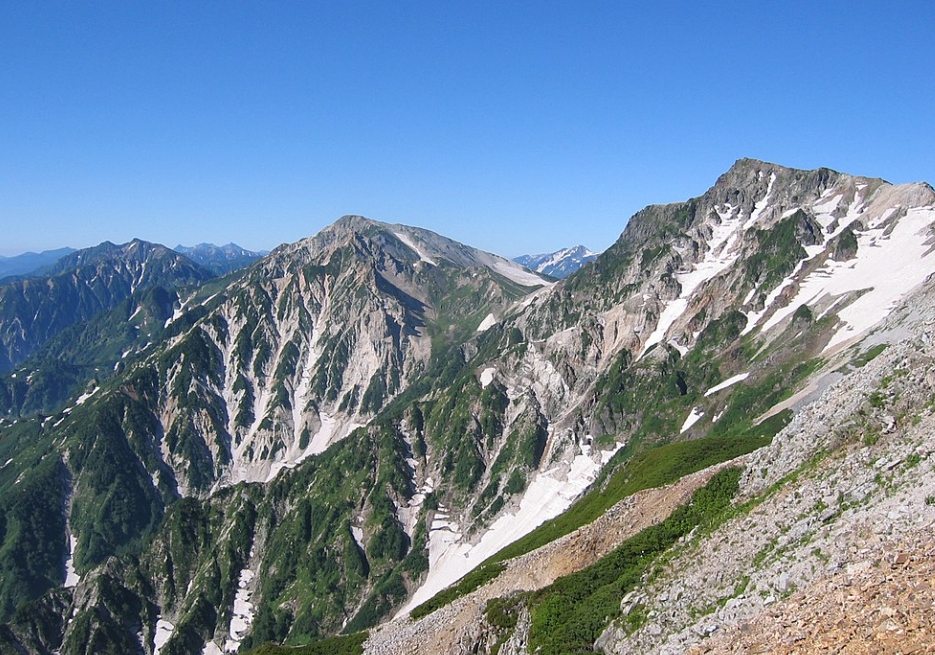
514,245,599,278
0,239,214,376
0,247,75,279
173,242,268,275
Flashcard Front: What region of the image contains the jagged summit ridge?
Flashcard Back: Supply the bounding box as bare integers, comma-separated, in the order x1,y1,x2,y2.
271,215,551,288
569,158,935,359
0,239,212,373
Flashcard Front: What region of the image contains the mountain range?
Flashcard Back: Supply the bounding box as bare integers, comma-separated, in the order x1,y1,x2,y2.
0,248,76,281
1,158,934,654
513,245,599,278
173,244,268,277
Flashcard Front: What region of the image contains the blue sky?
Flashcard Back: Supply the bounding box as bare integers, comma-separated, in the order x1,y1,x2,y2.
2,2,933,258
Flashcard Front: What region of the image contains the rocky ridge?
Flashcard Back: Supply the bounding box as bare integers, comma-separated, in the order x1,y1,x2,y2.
0,239,212,374
596,273,935,653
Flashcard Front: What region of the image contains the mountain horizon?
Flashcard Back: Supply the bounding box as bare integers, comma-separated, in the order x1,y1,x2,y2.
1,158,935,654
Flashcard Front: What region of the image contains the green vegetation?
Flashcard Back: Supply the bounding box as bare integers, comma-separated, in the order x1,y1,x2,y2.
409,562,506,620
0,456,67,621
707,359,821,439
852,343,888,368
243,632,367,655
388,433,770,626
489,435,768,565
743,211,815,293
487,468,742,655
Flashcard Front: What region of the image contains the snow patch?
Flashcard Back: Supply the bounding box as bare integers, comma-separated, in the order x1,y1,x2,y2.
64,533,80,588
703,372,750,397
153,619,174,655
201,641,224,655
476,313,497,332
748,173,777,226
680,407,705,433
479,367,497,388
398,442,624,616
668,339,688,356
223,569,256,652
394,232,438,266
490,259,552,287
641,205,745,356
741,259,808,336
758,207,935,351
74,386,99,406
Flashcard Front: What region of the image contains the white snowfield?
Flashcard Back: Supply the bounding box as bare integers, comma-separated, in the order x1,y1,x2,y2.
397,442,621,617
759,204,935,351
63,534,80,588
223,568,256,653
680,407,705,433
704,372,750,397
153,619,174,655
476,313,497,332
201,641,224,655
492,259,554,287
479,367,497,388
394,231,438,266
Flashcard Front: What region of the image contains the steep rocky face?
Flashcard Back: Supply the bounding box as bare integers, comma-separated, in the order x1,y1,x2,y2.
363,264,935,655
146,216,548,494
496,159,935,438
0,240,213,374
353,161,935,655
595,273,935,655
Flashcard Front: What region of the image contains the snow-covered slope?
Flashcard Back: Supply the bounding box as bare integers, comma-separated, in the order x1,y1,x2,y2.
630,161,935,357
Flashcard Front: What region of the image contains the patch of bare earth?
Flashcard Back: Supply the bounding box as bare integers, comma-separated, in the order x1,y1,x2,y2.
690,530,935,655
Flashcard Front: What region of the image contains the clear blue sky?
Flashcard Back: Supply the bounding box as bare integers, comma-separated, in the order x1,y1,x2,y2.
2,1,933,258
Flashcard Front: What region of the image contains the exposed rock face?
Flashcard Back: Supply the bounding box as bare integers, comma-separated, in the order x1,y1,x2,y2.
595,276,935,654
